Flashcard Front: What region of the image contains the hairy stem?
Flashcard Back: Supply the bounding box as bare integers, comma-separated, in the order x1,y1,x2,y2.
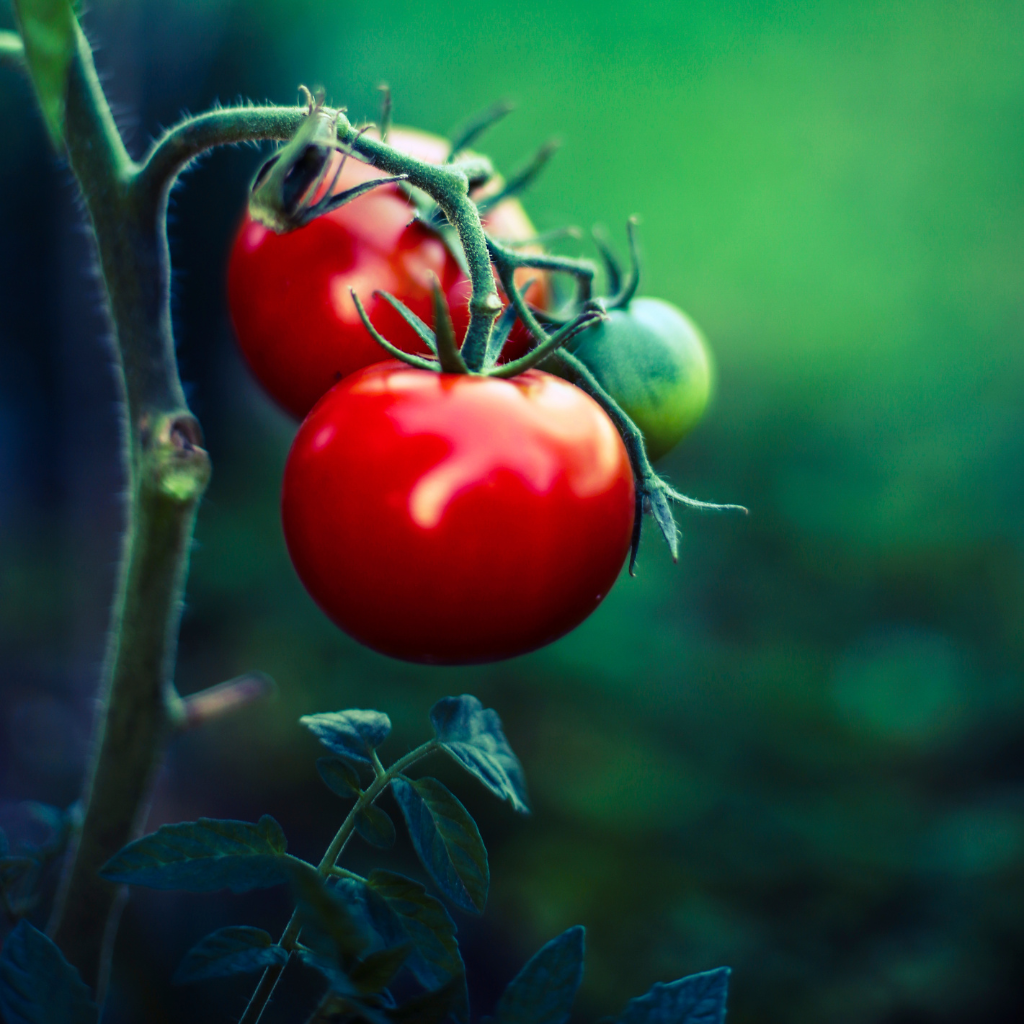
27,19,304,998
239,742,439,1024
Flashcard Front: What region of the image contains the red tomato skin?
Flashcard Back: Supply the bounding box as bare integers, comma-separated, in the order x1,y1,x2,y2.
281,364,635,664
229,128,550,419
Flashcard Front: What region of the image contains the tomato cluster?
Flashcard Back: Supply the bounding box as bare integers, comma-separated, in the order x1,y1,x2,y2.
227,114,716,664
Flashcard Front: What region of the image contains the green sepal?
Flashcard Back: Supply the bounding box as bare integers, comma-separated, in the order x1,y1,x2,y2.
376,292,439,356
431,278,468,374
13,0,77,149
351,290,440,371
476,140,559,216
447,100,514,163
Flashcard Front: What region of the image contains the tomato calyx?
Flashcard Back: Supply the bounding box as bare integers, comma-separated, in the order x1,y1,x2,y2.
349,277,605,377
248,87,408,234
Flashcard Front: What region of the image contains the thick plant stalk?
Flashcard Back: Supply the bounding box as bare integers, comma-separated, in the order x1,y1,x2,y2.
34,25,299,995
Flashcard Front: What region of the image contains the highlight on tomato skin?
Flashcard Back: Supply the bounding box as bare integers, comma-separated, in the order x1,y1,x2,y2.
228,126,552,420
280,362,636,665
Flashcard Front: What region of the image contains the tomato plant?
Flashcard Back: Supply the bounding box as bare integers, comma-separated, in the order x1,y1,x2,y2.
281,362,635,664
228,126,551,418
569,296,712,461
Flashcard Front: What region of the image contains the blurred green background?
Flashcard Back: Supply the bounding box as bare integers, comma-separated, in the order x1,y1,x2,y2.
2,0,1024,1021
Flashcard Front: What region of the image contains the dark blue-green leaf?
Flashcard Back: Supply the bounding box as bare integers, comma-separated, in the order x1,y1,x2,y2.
392,777,488,914
429,696,528,813
290,863,371,961
494,926,584,1024
388,975,466,1024
367,870,468,1022
98,816,294,892
172,927,288,985
0,920,97,1024
1,857,35,890
356,805,397,849
301,710,392,766
318,757,362,799
617,968,731,1024
351,943,413,994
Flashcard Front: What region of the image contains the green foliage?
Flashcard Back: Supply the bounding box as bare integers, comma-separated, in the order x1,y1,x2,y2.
301,709,393,767
98,816,297,892
616,969,730,1024
0,920,97,1024
430,695,530,812
392,776,489,914
11,0,75,147
318,757,363,799
173,928,288,985
492,926,585,1024
355,805,398,849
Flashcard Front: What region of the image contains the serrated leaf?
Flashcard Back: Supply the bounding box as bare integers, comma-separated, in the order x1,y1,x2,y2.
617,968,731,1024
367,870,468,1022
0,920,97,1024
430,696,529,813
351,943,412,994
290,863,371,963
12,0,76,148
494,927,584,1024
172,926,288,985
356,805,397,849
392,777,488,914
388,975,466,1024
98,815,294,892
318,757,362,799
301,710,392,766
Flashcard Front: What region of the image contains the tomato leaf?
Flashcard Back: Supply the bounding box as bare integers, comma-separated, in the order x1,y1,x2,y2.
172,926,288,985
392,776,489,914
617,968,731,1024
366,870,468,1022
301,709,392,766
356,804,397,849
12,0,76,148
387,975,467,1024
429,696,529,813
98,815,296,892
0,919,98,1024
0,857,35,890
318,757,362,800
290,863,372,963
493,927,584,1024
350,943,413,995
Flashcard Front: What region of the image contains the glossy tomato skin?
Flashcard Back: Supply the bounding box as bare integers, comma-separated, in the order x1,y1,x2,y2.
229,128,550,419
569,297,713,461
281,364,635,664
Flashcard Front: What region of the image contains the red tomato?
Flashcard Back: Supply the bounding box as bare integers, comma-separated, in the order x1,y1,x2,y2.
229,127,551,419
281,363,635,664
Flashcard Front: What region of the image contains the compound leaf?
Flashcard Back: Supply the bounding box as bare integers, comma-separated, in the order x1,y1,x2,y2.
429,696,529,813
99,815,295,893
172,927,288,985
301,710,392,767
617,968,731,1024
12,0,76,148
0,920,97,1024
494,927,584,1024
392,776,488,914
367,870,468,1022
356,805,397,849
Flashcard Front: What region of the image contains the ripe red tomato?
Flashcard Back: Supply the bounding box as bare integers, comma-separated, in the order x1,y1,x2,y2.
229,127,551,419
281,363,635,664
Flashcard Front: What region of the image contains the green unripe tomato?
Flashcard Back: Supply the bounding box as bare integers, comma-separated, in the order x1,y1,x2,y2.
569,297,713,461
